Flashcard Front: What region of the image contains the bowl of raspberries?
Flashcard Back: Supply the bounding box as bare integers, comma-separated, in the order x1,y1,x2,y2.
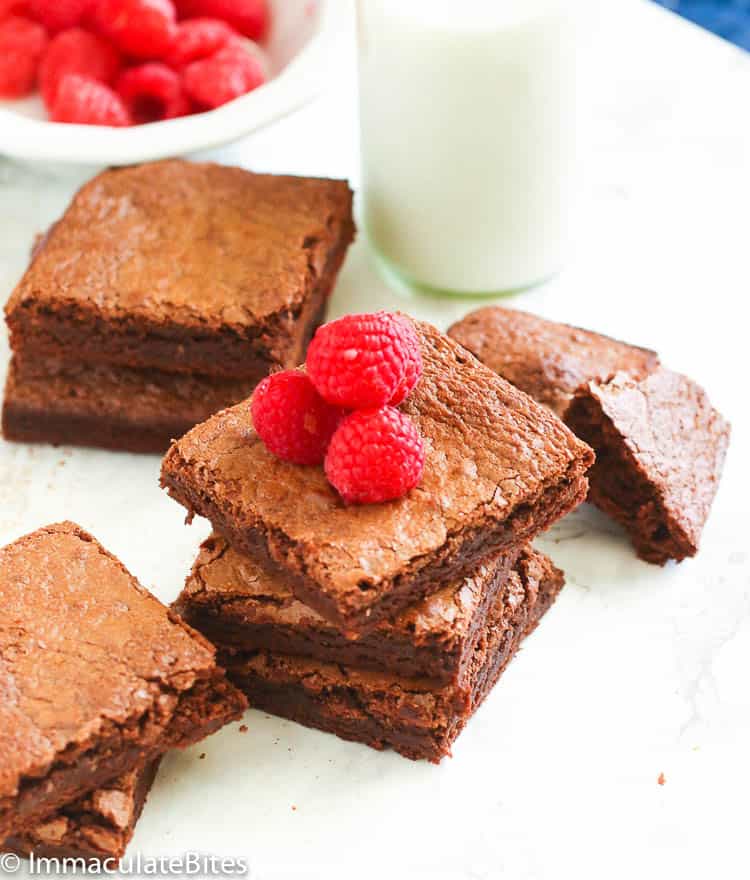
0,0,338,163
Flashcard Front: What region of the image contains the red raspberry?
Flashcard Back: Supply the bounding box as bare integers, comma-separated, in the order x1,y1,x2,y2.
117,63,189,122
182,41,263,109
306,312,423,410
39,28,121,109
175,0,269,42
27,0,91,32
165,17,234,68
251,370,344,466
91,0,177,59
325,407,426,505
51,73,131,125
0,0,28,19
0,16,47,98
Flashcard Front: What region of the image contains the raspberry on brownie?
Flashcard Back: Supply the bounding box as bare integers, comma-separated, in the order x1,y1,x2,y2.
5,160,355,380
161,318,594,633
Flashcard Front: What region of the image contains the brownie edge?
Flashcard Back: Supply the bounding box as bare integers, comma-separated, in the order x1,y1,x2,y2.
564,368,730,564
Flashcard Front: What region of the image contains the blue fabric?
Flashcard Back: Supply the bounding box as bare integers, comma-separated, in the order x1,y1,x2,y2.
653,0,750,49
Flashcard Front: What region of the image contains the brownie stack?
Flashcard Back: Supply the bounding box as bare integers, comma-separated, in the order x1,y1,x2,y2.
0,522,246,864
162,318,595,762
2,160,354,453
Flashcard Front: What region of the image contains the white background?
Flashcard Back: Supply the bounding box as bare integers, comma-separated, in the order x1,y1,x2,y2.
1,1,748,878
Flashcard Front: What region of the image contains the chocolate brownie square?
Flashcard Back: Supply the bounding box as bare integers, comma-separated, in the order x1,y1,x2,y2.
564,368,730,564
174,534,522,685
5,160,354,379
2,356,255,454
448,306,659,417
161,318,593,633
219,548,565,763
0,522,246,841
4,761,159,865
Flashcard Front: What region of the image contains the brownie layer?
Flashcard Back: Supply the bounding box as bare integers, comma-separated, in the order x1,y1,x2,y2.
176,534,527,684
564,368,730,564
220,549,565,763
0,522,246,840
162,318,592,633
448,306,659,417
5,760,160,865
5,160,353,378
2,357,258,454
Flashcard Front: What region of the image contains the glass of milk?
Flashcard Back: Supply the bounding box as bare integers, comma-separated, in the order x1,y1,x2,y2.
357,0,578,295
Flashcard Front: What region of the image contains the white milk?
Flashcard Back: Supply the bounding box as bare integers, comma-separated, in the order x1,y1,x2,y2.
357,0,577,294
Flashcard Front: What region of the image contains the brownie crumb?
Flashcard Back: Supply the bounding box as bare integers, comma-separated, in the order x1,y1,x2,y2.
239,724,248,733
199,753,206,760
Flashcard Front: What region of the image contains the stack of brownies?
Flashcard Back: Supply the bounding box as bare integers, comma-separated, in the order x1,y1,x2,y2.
0,521,247,864
162,318,595,761
2,160,354,453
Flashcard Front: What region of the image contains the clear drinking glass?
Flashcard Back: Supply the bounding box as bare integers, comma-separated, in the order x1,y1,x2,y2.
357,0,577,296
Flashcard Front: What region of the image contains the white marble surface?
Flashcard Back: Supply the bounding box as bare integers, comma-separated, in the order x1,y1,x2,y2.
0,2,748,878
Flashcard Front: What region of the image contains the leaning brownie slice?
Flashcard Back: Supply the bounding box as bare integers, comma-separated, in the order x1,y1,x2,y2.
448,306,659,417
162,318,593,633
0,522,246,841
4,761,160,865
174,534,522,685
219,548,565,763
564,369,730,564
2,357,256,454
5,160,353,379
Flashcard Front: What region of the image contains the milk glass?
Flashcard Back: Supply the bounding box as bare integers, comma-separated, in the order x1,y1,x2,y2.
357,0,577,295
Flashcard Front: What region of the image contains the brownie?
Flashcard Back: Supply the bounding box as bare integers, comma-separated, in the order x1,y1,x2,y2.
175,534,525,685
448,306,660,417
4,760,160,865
564,368,730,564
161,318,593,633
2,356,256,454
220,549,565,763
0,522,247,841
5,160,354,379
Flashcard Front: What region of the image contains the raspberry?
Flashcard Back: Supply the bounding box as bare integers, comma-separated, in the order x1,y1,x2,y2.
388,315,423,405
39,28,121,109
51,73,131,125
307,312,423,410
0,0,27,19
165,17,234,68
0,16,47,98
251,370,343,466
182,41,264,109
117,62,189,122
175,0,269,42
27,0,90,32
91,0,177,59
324,407,426,505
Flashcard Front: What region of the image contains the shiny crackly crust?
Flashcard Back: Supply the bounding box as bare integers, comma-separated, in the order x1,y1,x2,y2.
448,306,660,417
0,522,246,840
220,549,565,763
161,318,593,633
4,760,160,864
174,534,524,685
564,368,730,564
5,160,354,378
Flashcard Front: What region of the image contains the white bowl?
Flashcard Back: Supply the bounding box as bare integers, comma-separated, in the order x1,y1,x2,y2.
0,0,341,165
